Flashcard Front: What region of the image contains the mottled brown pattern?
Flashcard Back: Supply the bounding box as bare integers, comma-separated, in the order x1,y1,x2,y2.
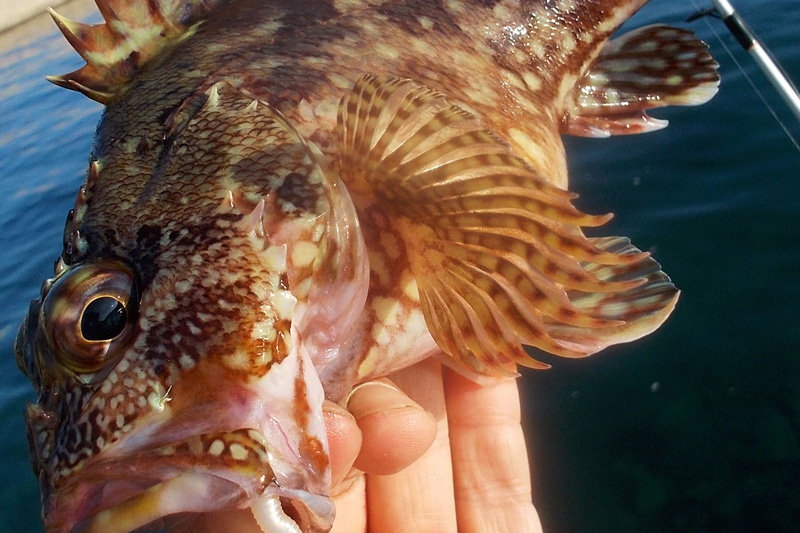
15,0,719,531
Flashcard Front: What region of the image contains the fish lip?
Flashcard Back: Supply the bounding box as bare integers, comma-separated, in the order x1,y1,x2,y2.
43,428,333,533
67,479,334,533
70,472,250,533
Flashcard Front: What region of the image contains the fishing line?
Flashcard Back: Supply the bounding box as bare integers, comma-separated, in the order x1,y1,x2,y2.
687,0,800,152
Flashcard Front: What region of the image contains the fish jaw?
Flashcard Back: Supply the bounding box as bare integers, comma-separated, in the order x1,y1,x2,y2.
36,330,332,533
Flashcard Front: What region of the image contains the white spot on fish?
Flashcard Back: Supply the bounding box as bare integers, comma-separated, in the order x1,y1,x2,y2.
374,43,400,60
561,32,577,54
492,3,512,21
209,439,225,457
333,0,366,12
252,315,277,343
224,350,251,370
175,280,192,294
248,430,268,446
523,72,542,91
328,73,353,90
263,245,288,272
160,445,176,456
371,322,391,346
529,40,546,60
410,36,436,56
230,443,249,461
445,0,464,14
557,0,576,12
401,273,420,302
179,354,196,370
291,241,318,269
501,70,526,90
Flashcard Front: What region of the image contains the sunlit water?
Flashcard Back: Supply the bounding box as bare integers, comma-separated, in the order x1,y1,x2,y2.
1,0,798,531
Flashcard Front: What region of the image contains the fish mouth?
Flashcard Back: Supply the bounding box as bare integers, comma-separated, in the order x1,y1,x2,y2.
72,473,332,533
46,429,333,533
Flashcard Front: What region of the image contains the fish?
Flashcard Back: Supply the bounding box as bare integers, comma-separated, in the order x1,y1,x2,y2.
14,0,719,531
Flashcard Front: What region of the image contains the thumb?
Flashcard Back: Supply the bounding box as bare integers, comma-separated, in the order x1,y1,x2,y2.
344,379,437,475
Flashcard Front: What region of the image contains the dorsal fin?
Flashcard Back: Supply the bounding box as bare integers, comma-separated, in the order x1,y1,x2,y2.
47,0,222,104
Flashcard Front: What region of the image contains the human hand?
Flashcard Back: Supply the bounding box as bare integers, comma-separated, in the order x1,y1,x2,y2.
169,357,542,532
338,358,544,533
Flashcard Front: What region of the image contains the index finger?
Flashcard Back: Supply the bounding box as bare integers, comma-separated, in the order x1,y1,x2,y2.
442,367,543,533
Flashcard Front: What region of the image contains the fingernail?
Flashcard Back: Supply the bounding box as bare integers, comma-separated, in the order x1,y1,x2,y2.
322,400,355,423
323,400,351,417
344,380,421,420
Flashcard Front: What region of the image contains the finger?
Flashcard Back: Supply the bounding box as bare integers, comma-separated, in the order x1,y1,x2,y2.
330,472,366,533
443,367,543,533
365,359,458,533
323,400,362,487
346,377,437,475
326,401,368,533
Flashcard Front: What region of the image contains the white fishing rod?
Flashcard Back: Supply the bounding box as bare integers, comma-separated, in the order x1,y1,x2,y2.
708,0,800,124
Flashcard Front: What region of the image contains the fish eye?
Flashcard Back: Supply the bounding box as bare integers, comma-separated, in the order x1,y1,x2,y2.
42,259,138,376
81,297,127,341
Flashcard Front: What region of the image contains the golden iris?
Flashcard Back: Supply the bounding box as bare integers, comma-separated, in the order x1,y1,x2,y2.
41,259,138,375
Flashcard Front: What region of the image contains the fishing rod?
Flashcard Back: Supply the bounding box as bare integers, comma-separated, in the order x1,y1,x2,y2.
690,0,800,125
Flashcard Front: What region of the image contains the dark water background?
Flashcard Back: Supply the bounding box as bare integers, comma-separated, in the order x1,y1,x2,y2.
0,0,798,531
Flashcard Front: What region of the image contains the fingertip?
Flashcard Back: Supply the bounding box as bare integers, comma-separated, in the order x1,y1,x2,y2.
345,380,437,475
323,400,362,487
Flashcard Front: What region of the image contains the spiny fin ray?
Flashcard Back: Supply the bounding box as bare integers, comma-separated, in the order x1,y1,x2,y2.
338,75,679,377
47,0,222,104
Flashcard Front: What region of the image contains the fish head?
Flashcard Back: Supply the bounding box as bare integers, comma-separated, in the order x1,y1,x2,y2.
12,81,370,533
16,258,331,533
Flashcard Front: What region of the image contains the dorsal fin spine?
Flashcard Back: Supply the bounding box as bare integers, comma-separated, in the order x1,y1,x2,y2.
48,0,220,104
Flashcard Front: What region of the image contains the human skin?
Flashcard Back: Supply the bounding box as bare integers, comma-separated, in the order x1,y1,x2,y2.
168,357,543,532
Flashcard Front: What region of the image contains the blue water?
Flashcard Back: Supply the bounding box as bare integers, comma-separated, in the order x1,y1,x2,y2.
0,0,798,531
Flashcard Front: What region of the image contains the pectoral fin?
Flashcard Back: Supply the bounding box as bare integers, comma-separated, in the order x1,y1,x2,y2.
564,25,719,137
338,75,679,377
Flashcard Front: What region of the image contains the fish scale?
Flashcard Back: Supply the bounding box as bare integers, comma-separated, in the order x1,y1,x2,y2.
15,1,719,531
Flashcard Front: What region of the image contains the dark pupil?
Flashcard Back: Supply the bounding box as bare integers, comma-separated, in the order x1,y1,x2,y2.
81,297,127,341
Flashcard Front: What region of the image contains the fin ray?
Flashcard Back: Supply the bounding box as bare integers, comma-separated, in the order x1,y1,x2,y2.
338,75,679,377
545,237,680,351
565,25,720,137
